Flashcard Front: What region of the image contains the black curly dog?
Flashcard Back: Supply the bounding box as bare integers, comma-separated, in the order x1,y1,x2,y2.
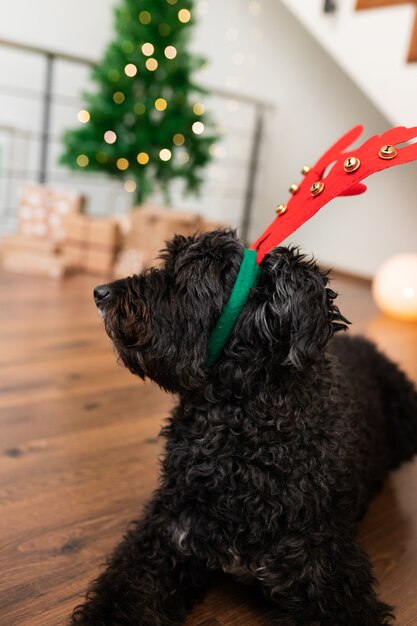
72,230,417,625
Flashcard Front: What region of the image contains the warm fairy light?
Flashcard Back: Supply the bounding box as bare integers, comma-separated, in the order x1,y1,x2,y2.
178,8,191,23
155,98,167,111
124,179,137,192
134,102,146,115
124,63,137,77
139,10,151,24
141,42,154,56
167,0,177,4
77,154,89,167
178,150,189,164
137,152,150,165
77,109,90,123
108,69,120,82
164,45,177,59
193,102,205,115
159,148,172,161
113,91,125,104
249,1,261,15
104,130,117,144
117,158,129,170
173,133,185,145
192,121,205,135
146,58,158,71
233,52,245,66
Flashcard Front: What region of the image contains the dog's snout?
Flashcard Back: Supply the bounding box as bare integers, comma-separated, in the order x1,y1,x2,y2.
94,284,112,307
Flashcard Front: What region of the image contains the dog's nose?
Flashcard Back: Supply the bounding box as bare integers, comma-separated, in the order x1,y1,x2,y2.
94,284,112,307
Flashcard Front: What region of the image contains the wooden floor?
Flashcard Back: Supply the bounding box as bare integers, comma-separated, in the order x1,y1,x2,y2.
1,268,417,626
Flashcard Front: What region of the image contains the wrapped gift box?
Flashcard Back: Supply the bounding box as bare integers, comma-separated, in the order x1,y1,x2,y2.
1,233,60,254
127,205,202,266
62,214,120,276
19,184,84,241
2,249,73,279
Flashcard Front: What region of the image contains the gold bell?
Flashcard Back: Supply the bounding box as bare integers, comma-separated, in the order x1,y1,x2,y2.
301,165,311,176
289,183,299,194
310,181,325,197
378,145,397,160
344,156,360,173
275,203,287,216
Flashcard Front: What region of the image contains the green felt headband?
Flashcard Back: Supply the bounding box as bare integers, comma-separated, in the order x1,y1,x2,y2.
206,248,261,368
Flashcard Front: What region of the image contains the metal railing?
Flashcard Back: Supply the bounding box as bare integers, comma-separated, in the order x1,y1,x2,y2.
0,38,274,241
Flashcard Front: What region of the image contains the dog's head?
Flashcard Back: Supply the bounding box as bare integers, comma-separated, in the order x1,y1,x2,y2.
95,230,348,393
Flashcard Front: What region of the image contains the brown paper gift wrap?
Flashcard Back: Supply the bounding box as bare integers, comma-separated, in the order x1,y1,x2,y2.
128,205,202,265
2,249,73,279
1,233,60,254
62,214,119,275
18,184,84,241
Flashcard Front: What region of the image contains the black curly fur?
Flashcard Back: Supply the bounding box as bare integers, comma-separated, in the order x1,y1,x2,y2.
72,230,417,625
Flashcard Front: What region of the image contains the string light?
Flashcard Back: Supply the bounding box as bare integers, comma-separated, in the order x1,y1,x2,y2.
104,130,117,144
113,91,125,104
173,133,185,145
141,42,154,56
193,102,205,115
178,8,191,23
155,98,167,111
124,63,137,77
124,180,137,192
159,148,172,161
77,110,90,123
137,152,150,164
192,121,205,135
134,102,146,115
159,23,170,36
77,154,89,167
167,0,177,4
139,10,151,24
164,45,177,59
108,69,120,82
117,158,129,170
146,58,158,71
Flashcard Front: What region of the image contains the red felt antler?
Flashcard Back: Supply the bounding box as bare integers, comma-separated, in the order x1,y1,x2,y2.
250,125,417,264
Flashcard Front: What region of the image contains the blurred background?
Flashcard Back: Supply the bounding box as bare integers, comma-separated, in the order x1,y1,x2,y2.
1,0,417,275
1,2,417,625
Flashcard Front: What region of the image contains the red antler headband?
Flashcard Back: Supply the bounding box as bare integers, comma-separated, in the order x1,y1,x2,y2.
206,125,417,367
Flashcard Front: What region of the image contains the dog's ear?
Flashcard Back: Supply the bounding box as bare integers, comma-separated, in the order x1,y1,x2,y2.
258,247,349,370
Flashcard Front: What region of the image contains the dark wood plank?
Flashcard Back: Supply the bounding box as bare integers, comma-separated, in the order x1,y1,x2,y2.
0,269,416,625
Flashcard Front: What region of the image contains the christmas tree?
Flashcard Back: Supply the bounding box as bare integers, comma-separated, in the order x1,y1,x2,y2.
60,0,216,203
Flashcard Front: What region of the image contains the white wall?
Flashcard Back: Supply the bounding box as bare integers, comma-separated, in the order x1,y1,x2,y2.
0,0,416,277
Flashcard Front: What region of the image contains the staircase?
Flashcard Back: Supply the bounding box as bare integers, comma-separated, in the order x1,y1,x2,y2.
279,0,417,126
